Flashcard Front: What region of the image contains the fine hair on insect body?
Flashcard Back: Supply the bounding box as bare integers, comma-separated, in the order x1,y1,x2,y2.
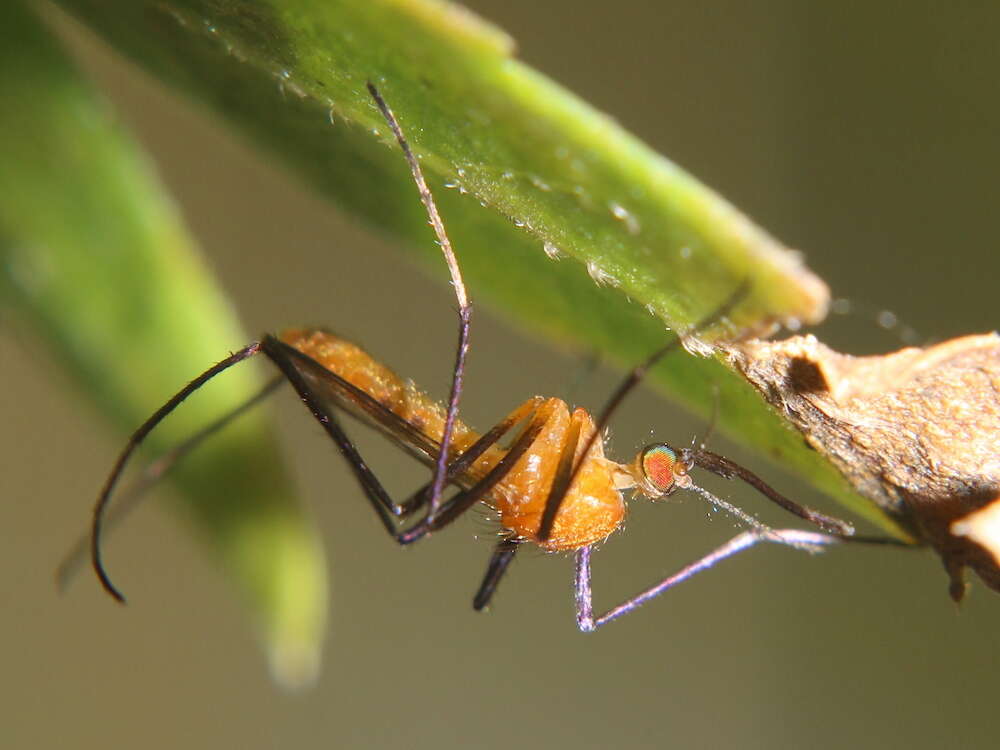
83,83,902,630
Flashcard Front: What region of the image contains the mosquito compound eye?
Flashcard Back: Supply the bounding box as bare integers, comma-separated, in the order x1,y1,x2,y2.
640,444,679,494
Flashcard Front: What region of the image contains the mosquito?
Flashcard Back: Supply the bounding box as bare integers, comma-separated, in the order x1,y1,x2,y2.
87,83,899,630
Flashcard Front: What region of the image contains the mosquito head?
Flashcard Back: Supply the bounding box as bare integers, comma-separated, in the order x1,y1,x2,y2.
627,443,772,531
629,443,696,499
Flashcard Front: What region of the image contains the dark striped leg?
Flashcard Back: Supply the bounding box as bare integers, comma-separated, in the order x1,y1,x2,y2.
65,376,281,591
367,83,472,523
91,342,264,602
263,333,549,545
473,538,520,611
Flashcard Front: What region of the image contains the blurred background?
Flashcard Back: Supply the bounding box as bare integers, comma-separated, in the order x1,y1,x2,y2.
3,1,998,748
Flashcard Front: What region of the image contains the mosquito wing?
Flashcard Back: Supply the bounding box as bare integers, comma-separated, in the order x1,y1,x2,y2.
261,335,450,469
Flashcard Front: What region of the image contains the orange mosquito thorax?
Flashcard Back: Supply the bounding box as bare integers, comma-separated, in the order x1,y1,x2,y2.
281,328,626,550
491,400,625,551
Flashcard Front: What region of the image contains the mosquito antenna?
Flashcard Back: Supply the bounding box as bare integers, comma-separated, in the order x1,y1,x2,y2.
685,483,769,533
91,342,263,603
367,82,472,521
61,374,282,591
687,483,829,555
689,448,855,536
538,281,750,541
684,483,832,552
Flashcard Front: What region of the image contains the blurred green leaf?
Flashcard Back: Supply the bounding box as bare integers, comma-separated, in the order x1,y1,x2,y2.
48,0,906,533
0,0,327,687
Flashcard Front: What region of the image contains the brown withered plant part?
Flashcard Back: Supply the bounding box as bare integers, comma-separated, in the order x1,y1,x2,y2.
725,333,1000,601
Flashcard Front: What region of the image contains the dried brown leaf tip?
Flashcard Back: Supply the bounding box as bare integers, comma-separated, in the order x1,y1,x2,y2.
724,333,1000,601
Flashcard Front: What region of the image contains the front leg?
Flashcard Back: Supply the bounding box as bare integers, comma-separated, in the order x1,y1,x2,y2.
574,529,844,631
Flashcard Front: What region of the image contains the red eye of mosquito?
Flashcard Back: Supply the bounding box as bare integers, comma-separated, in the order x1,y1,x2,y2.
641,445,678,492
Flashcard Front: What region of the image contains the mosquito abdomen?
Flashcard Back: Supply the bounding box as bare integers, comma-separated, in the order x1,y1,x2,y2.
281,329,625,549
280,328,500,467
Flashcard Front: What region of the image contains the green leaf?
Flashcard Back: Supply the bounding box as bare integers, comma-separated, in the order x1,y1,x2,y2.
0,0,327,687
49,0,906,534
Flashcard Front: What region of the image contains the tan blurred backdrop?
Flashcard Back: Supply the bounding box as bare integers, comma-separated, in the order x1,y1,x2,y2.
3,2,998,749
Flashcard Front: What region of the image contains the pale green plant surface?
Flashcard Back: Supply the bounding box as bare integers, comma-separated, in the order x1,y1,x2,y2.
0,0,327,688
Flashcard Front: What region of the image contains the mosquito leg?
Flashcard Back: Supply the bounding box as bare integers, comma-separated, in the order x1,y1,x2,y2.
266,334,543,543
536,416,583,542
574,528,846,631
574,545,597,632
684,483,773,534
263,338,446,465
91,341,264,603
690,449,855,535
266,338,430,533
279,380,507,542
397,411,548,544
472,538,520,611
62,376,282,592
367,83,472,522
587,280,751,447
397,397,545,518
